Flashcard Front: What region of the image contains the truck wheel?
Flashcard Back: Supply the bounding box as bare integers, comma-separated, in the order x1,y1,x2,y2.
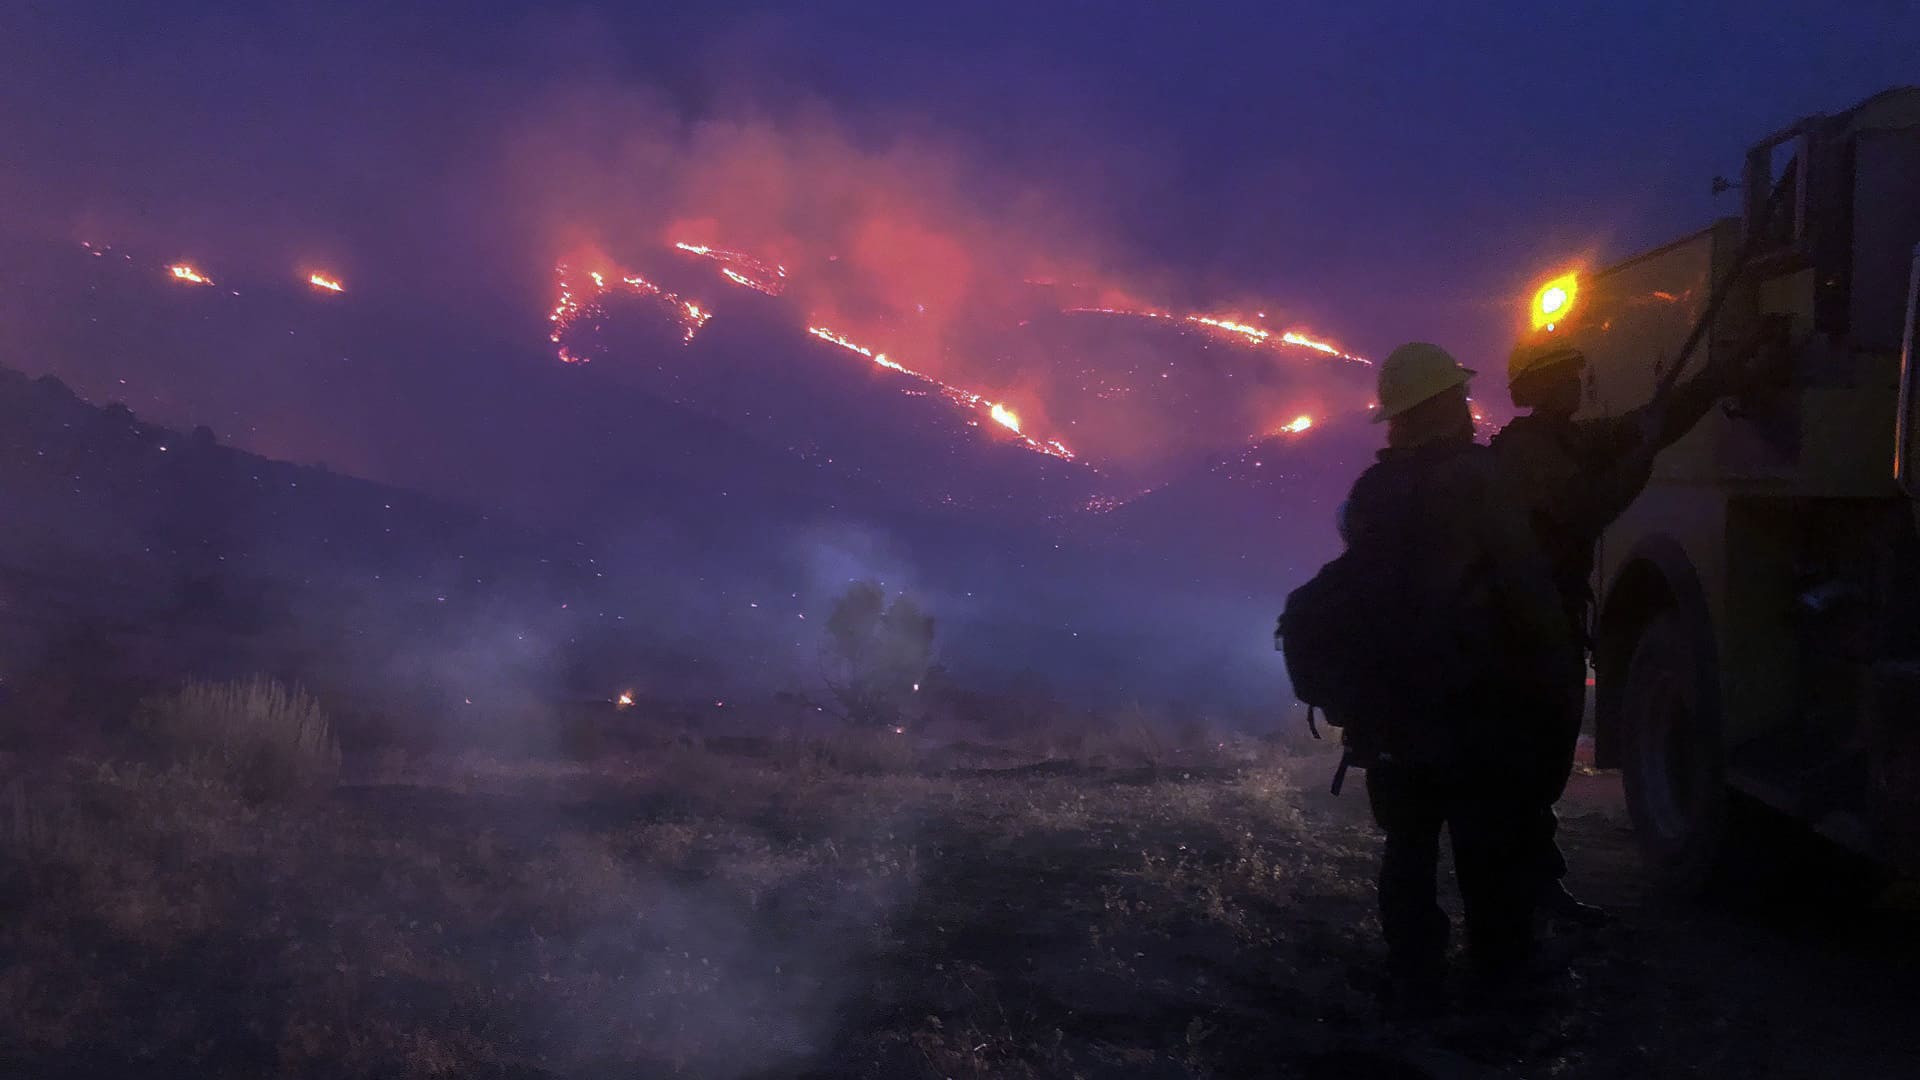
1620,610,1730,894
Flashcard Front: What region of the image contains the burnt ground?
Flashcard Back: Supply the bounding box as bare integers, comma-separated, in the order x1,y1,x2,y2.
2,739,1917,1079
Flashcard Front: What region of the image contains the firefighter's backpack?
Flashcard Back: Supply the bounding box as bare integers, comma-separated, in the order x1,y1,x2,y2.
1277,453,1461,788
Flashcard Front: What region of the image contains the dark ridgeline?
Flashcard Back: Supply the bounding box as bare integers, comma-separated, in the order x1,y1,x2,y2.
0,366,618,753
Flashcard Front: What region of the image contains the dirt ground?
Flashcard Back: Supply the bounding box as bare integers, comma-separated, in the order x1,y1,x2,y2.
2,737,1917,1079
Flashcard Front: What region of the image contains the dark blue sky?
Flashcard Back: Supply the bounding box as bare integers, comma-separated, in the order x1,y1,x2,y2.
2,1,1915,390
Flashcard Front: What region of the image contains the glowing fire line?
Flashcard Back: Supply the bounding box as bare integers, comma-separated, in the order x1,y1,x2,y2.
549,262,711,362
168,264,213,286
1065,306,1368,364
806,326,1072,460
675,241,788,296
307,272,344,293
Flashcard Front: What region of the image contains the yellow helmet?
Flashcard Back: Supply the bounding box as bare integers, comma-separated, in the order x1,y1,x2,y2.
1372,342,1475,423
1506,340,1586,388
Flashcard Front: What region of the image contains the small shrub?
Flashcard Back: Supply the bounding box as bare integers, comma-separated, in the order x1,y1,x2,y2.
138,677,340,800
821,581,935,729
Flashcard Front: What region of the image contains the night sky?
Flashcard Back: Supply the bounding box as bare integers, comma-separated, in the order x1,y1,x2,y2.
1,3,1915,492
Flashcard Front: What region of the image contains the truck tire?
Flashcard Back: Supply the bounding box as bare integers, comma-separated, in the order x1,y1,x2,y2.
1620,610,1733,894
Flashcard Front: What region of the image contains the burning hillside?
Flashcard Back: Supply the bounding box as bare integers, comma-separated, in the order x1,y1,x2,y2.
36,209,1383,530
494,107,1391,492
29,105,1397,520
544,231,1376,488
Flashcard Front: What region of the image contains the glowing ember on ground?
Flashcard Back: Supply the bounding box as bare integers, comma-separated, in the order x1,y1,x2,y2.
616,691,634,708
807,325,1074,461
1279,415,1314,434
168,264,213,286
307,272,344,293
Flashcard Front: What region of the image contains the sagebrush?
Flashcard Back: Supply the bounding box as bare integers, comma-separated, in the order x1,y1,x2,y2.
821,581,935,729
139,677,340,799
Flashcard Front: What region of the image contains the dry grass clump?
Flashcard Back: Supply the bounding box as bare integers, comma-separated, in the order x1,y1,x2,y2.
793,727,920,776
0,718,1395,1078
138,676,340,800
1010,704,1167,768
2,775,81,864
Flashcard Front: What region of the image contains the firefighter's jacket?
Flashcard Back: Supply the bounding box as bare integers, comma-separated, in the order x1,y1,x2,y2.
1346,434,1579,703
1491,374,1719,630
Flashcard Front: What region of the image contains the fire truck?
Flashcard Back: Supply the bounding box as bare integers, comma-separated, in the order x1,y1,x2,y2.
1515,87,1920,892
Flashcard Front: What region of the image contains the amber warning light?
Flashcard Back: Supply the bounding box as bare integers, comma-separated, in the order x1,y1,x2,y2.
1531,273,1579,331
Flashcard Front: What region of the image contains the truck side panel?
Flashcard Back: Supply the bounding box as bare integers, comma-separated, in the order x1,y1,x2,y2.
1570,229,1736,711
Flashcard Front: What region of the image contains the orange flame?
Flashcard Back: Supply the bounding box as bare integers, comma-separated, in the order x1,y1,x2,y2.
675,241,788,296
1066,305,1368,364
549,262,711,361
168,264,213,286
1279,415,1313,434
1279,332,1345,357
307,272,344,293
1188,314,1270,344
807,325,1073,461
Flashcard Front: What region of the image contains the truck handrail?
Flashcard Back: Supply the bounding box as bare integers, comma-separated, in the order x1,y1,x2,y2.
1652,174,1794,405
1897,243,1920,498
